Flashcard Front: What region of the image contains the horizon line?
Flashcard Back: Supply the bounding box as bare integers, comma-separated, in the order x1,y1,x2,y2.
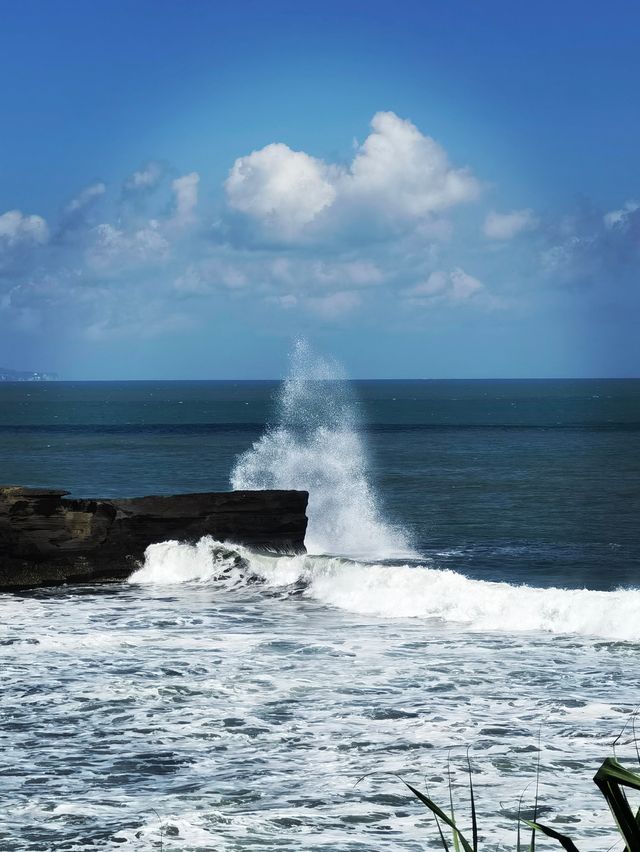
2,376,640,384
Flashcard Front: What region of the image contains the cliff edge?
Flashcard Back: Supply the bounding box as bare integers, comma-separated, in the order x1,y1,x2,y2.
0,486,308,590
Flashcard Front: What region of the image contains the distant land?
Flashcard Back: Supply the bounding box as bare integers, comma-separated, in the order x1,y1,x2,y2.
0,368,58,382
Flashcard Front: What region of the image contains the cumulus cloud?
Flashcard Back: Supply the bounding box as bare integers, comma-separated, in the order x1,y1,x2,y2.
224,111,479,241
449,267,484,300
173,254,384,304
123,161,165,194
345,111,480,217
268,257,384,290
82,171,198,274
64,182,106,215
1,117,508,344
225,143,337,238
0,210,49,247
483,208,539,240
87,221,170,270
56,182,107,237
403,267,485,306
171,172,200,227
174,259,249,295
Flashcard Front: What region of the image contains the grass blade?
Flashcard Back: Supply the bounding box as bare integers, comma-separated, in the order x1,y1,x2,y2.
524,820,581,852
595,757,640,790
516,785,531,852
631,712,640,768
594,757,640,849
405,781,475,852
432,810,452,852
448,753,461,852
530,733,541,852
466,748,478,852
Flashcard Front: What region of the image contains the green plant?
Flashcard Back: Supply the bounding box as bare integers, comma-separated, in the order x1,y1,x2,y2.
394,755,640,851
527,757,640,852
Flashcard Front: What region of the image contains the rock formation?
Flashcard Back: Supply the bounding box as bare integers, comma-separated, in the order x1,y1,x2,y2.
0,486,308,590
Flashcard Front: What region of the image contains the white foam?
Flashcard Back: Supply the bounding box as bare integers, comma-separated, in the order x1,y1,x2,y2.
130,537,640,642
128,537,247,586
132,340,640,644
230,339,413,559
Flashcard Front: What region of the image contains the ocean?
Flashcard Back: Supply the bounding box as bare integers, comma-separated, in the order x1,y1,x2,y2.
1,350,639,850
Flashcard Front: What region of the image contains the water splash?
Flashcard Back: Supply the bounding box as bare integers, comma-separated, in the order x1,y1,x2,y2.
130,537,640,642
230,340,413,558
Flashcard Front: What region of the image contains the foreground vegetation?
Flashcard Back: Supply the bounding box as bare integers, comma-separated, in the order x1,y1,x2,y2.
394,754,640,851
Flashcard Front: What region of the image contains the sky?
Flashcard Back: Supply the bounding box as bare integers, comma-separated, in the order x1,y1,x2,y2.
0,0,639,379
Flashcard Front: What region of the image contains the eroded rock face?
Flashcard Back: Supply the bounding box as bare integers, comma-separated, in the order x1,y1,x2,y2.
0,486,308,590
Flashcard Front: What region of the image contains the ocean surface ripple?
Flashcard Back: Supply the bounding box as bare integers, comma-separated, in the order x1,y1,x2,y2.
1,354,640,850
1,579,638,851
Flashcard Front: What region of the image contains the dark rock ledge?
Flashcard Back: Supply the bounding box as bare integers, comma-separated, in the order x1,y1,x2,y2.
0,486,308,590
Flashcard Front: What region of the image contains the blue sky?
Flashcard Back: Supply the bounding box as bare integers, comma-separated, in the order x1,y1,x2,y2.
1,0,638,378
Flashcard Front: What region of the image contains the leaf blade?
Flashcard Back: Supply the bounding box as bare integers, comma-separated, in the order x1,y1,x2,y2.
524,820,581,852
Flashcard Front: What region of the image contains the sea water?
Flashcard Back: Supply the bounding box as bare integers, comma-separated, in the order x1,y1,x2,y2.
1,348,639,850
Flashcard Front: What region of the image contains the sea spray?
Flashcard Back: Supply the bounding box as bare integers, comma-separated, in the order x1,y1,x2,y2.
230,340,413,558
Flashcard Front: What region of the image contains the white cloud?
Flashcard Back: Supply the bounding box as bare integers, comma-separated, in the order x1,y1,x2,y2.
450,267,483,300
65,182,106,214
224,111,479,241
81,172,197,273
225,143,337,237
603,199,639,229
174,255,383,300
403,267,485,305
174,259,249,295
272,293,298,310
171,172,200,227
404,270,449,298
87,221,169,270
0,121,500,341
0,210,49,247
124,161,164,193
268,257,384,289
344,111,480,217
540,235,588,274
483,208,539,240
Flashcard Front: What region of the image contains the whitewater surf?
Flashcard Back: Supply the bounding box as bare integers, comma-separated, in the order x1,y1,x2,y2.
3,352,639,852
131,340,640,644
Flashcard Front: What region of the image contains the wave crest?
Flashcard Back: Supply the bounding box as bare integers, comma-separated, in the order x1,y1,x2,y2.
129,537,640,642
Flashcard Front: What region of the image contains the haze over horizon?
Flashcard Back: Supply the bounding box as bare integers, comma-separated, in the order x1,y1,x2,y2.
1,0,639,380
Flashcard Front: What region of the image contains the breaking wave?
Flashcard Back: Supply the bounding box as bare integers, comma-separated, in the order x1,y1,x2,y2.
129,537,640,642
230,339,413,559
128,341,640,644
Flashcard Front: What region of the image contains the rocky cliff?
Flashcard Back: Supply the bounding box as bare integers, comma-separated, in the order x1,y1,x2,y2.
0,486,308,590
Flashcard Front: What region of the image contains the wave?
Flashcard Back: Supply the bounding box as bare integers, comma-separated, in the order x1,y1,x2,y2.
129,342,639,643
230,340,413,560
129,537,640,642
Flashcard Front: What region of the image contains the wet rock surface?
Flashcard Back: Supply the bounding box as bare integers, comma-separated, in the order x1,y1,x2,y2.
0,486,308,589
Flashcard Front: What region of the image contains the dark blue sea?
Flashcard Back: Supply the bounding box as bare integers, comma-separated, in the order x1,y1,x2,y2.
1,361,639,850
1,375,638,589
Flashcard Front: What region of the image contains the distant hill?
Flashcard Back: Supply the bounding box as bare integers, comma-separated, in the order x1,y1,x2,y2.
0,367,58,382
